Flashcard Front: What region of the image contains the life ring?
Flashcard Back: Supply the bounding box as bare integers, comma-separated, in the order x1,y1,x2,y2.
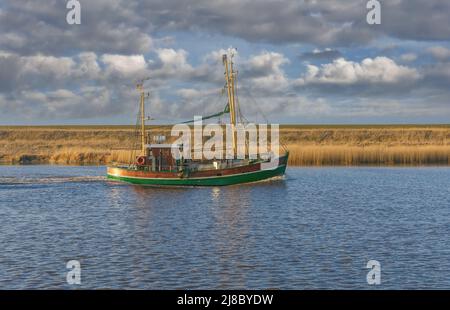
136,156,146,166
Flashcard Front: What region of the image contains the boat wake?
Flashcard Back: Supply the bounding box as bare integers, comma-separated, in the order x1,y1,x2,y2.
0,176,107,185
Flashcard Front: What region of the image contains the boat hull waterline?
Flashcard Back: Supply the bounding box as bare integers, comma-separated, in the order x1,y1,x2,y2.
107,154,288,186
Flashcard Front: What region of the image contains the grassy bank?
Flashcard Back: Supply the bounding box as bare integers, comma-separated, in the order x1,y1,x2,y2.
1,125,450,166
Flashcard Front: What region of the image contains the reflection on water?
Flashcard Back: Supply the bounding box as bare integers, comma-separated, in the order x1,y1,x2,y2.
211,186,252,288
1,165,450,289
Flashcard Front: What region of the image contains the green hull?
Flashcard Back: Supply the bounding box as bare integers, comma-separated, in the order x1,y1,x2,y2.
107,164,287,186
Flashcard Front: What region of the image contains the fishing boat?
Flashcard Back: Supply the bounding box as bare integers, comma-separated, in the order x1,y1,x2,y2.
107,51,289,186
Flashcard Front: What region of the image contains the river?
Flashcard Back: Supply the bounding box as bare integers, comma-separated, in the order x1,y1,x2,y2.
1,165,450,289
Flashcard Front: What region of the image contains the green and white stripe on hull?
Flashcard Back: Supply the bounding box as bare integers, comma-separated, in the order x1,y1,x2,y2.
107,164,287,186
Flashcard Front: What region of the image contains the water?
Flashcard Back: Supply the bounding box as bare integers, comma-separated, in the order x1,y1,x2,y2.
1,165,450,289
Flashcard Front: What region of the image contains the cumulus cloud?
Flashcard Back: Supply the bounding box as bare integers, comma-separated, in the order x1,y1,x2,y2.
0,48,227,120
77,52,102,79
0,52,146,119
101,54,148,77
152,49,194,78
0,87,115,119
243,51,290,91
0,53,94,92
1,48,447,122
1,1,450,122
21,55,76,80
297,57,420,86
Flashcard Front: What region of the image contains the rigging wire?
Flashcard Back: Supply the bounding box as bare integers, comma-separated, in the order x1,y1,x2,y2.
244,88,269,124
146,90,227,131
238,87,288,152
123,62,288,163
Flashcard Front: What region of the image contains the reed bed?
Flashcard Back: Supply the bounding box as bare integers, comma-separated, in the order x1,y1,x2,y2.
1,125,450,166
286,144,450,166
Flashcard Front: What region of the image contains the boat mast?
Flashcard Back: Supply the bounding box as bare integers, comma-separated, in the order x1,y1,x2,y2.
136,78,149,156
223,51,237,156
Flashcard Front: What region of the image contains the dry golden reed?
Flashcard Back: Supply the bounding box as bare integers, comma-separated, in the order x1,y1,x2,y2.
1,125,450,166
286,144,450,166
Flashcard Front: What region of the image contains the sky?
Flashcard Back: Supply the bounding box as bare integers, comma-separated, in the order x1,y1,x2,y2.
0,0,450,125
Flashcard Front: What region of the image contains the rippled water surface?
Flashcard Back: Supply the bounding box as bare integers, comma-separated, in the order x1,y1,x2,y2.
1,165,450,289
